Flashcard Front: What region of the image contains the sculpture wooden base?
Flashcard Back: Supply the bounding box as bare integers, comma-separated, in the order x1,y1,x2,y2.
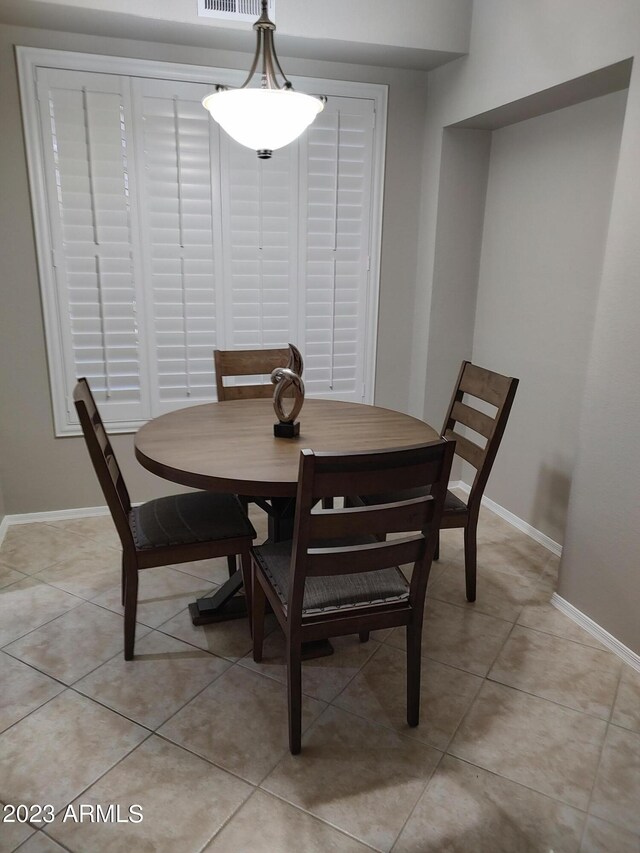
273,421,300,438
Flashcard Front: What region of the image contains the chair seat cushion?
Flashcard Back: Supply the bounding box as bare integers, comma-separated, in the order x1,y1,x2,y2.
361,488,467,515
444,489,468,514
130,491,256,550
253,540,410,616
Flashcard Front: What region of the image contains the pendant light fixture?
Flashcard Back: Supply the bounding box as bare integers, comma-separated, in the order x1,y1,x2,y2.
202,1,325,159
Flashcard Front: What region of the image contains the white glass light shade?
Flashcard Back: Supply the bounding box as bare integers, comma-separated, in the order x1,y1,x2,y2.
202,88,324,152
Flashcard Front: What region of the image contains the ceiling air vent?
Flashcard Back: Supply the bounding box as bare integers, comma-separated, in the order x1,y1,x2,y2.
197,0,275,23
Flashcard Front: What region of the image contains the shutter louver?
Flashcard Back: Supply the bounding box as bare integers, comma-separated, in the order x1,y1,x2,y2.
220,138,297,353
300,97,374,401
134,80,221,411
37,68,145,424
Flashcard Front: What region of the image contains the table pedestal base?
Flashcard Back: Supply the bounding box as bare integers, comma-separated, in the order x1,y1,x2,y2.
189,570,246,625
301,639,334,660
189,596,247,625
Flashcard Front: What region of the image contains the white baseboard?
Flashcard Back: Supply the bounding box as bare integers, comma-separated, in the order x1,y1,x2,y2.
6,505,112,525
0,515,9,547
452,481,562,557
1,487,562,556
451,482,639,670
0,505,111,546
551,593,640,673
2,494,637,670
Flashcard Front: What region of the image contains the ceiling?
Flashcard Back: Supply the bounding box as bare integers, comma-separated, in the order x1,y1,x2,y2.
0,0,472,71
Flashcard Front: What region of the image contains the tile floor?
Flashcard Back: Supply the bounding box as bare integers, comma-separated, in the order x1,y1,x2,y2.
0,506,638,852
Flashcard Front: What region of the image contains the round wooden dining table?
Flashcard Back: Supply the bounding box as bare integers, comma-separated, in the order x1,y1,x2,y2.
134,398,439,633
135,397,439,498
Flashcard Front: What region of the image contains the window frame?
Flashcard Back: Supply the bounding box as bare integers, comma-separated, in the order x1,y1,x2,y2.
17,46,388,436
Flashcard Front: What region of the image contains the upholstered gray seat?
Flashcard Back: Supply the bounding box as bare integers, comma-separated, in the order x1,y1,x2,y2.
130,492,256,550
74,377,258,660
252,539,409,616
443,489,468,514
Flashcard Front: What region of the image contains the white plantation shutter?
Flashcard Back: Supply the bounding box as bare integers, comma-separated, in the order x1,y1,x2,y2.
299,96,375,401
132,79,222,413
36,67,148,426
219,136,298,351
24,53,383,433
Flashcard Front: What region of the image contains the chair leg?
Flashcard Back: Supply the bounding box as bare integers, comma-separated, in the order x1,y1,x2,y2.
287,640,303,754
434,530,440,561
239,550,252,635
252,574,266,662
359,631,370,643
226,554,237,578
406,619,422,727
227,495,251,580
464,522,477,602
121,555,126,606
123,560,138,661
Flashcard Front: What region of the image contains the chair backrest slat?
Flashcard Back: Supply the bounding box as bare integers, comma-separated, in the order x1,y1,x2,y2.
443,428,485,470
73,378,133,549
287,441,455,617
450,400,494,439
458,362,514,407
306,535,426,577
310,496,435,540
310,449,446,500
92,417,112,454
214,347,291,401
442,361,518,510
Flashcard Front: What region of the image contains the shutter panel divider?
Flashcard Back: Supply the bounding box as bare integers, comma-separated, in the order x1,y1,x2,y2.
36,67,148,426
132,77,219,414
300,96,375,401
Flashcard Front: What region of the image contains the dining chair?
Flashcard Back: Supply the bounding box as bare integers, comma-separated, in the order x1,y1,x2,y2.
348,361,518,603
214,346,292,402
214,345,310,535
251,439,455,754
73,378,256,660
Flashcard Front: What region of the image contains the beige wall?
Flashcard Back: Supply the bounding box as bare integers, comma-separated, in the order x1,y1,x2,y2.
0,23,428,513
423,127,491,436
417,0,640,653
559,58,640,653
471,91,626,545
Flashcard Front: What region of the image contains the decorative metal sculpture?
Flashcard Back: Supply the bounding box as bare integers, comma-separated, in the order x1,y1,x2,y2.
271,344,305,437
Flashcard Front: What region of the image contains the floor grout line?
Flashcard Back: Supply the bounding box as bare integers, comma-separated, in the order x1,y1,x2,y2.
1,515,635,851
577,663,628,849
387,749,447,851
